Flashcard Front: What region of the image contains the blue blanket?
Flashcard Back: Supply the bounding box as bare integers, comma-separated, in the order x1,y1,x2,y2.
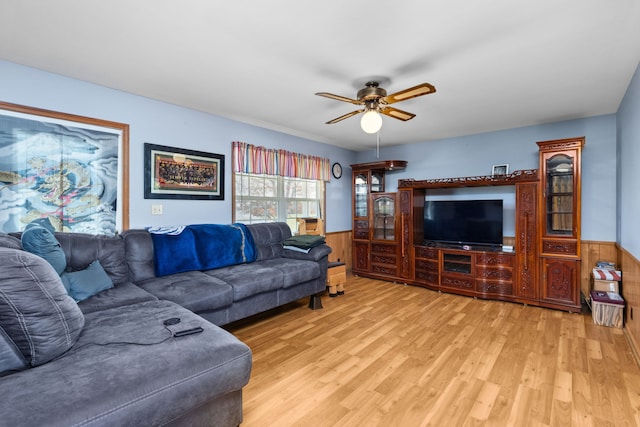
148,223,257,277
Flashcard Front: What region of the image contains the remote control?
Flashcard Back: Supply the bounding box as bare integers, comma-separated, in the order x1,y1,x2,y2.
173,327,204,337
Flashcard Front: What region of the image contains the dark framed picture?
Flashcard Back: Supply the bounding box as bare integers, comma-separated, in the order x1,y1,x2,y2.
144,143,224,200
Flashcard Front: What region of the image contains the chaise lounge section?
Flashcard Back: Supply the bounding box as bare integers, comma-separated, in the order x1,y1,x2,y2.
0,222,330,426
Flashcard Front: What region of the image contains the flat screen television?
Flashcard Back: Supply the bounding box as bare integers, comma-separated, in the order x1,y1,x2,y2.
423,199,503,247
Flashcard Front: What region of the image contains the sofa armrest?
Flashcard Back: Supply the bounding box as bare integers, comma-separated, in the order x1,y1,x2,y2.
281,244,331,262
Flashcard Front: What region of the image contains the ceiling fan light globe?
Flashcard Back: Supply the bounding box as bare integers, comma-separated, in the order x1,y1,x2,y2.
361,111,382,134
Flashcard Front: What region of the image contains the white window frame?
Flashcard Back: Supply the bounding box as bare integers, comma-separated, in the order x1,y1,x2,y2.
233,172,325,233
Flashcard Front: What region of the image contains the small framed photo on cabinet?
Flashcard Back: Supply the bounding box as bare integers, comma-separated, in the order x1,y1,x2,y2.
492,164,509,176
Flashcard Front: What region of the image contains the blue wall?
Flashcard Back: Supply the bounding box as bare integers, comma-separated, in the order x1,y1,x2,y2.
357,115,618,242
0,59,631,248
618,61,640,259
0,60,356,232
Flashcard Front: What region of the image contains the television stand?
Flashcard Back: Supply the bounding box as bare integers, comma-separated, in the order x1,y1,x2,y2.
415,245,515,299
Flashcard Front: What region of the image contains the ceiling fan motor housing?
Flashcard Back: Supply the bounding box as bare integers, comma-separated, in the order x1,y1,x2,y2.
357,82,387,102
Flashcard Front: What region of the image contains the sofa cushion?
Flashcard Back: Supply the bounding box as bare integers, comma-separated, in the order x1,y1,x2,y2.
257,258,321,288
61,260,114,302
0,248,84,367
138,271,234,313
20,219,67,275
78,282,158,315
208,263,284,301
247,222,291,261
56,233,129,286
0,233,22,250
0,300,252,427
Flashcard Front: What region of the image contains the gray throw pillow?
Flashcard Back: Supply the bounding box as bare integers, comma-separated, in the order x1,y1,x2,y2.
61,260,114,302
20,219,66,276
0,247,84,367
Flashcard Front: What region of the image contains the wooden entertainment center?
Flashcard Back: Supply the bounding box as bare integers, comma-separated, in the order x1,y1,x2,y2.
351,137,584,312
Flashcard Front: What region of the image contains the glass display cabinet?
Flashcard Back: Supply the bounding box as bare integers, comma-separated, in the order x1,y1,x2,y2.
350,161,406,277
537,137,584,311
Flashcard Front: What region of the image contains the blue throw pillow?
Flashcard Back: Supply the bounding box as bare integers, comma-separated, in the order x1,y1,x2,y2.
61,260,114,302
21,219,66,276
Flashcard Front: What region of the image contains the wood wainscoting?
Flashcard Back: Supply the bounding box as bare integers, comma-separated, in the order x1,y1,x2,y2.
580,240,618,298
578,240,639,361
620,246,640,363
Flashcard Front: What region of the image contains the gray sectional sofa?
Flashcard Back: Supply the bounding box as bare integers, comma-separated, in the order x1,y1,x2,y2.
0,222,331,426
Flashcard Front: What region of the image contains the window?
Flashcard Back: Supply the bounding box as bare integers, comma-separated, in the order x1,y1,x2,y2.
234,172,324,232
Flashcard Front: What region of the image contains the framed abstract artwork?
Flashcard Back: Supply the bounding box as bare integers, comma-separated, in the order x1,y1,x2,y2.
144,143,224,200
0,101,129,235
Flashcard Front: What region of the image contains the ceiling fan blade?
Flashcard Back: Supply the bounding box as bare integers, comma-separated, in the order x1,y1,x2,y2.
381,83,436,104
380,106,416,121
325,109,364,124
315,92,363,105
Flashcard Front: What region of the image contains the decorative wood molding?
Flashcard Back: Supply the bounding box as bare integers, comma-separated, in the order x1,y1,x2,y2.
351,160,407,171
398,169,539,189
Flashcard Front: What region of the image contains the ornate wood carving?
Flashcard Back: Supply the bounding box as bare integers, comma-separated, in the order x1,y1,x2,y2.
545,261,574,301
371,254,396,265
415,259,438,272
476,268,512,281
399,189,411,278
476,281,513,295
371,243,396,254
476,253,514,266
542,240,577,254
371,265,396,275
441,276,475,289
398,169,538,189
354,242,369,271
415,247,438,259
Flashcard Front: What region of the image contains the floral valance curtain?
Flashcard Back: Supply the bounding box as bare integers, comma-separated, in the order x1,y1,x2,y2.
232,141,331,181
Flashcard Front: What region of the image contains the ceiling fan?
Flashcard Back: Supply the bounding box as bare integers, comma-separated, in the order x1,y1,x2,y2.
315,81,436,133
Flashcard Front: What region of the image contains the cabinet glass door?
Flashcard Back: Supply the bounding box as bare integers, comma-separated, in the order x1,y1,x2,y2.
354,173,368,217
545,154,573,235
371,171,384,193
373,196,395,240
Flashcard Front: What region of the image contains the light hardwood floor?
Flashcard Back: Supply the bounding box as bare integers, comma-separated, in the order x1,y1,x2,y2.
225,275,640,426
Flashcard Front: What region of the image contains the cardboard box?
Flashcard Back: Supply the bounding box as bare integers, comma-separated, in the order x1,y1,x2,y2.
591,268,621,294
593,279,620,293
590,290,624,328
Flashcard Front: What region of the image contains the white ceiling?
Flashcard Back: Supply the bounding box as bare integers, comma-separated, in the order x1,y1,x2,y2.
2,1,640,151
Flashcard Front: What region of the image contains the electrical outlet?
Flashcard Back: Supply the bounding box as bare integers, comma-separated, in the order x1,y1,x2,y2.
151,204,163,215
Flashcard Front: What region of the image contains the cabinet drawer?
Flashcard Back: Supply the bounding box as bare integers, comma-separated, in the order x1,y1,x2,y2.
475,252,514,267
415,246,438,259
371,253,396,265
441,274,474,290
353,220,369,240
541,239,577,255
476,266,513,281
371,243,397,254
415,270,438,284
415,259,438,272
476,280,513,295
372,264,397,276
